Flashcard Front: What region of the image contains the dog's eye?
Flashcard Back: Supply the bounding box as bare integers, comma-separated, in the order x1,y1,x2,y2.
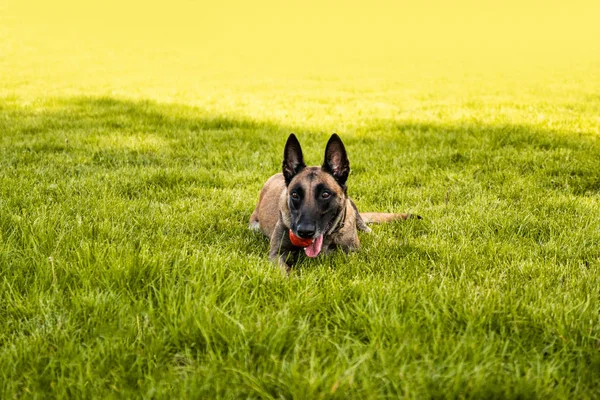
291,192,299,200
322,191,331,199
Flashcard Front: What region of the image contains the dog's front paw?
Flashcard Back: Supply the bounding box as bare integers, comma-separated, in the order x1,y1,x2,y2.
248,220,261,231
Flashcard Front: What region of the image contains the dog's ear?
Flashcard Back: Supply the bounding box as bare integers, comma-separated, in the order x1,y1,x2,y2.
322,133,350,186
282,133,306,185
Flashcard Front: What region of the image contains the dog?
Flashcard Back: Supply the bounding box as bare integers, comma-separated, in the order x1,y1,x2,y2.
249,133,416,272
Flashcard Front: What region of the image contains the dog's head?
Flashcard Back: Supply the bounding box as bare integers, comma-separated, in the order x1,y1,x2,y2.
282,134,349,250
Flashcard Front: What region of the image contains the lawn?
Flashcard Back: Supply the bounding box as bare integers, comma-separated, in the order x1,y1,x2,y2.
1,1,600,398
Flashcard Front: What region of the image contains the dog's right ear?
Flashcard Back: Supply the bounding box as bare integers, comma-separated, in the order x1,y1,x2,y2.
282,133,306,185
322,133,350,187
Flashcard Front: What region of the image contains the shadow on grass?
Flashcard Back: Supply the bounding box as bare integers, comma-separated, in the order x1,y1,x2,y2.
2,95,598,153
1,96,271,135
2,95,597,148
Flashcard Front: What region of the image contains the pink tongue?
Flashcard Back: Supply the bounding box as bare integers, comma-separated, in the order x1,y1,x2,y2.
304,235,323,258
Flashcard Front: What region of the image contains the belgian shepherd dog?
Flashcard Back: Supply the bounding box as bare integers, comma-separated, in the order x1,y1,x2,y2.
250,134,417,272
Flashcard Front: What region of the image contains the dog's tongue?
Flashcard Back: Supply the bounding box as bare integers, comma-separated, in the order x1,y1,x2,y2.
304,234,324,258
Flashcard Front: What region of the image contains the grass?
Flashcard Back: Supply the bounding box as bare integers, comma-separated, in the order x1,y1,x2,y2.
2,0,600,398
1,96,599,398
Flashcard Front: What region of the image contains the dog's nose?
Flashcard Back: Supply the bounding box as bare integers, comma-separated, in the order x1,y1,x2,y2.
296,224,316,239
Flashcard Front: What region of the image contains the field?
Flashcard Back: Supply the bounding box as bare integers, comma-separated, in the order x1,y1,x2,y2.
2,1,600,398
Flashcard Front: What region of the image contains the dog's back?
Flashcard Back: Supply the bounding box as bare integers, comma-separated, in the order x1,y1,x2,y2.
249,173,286,239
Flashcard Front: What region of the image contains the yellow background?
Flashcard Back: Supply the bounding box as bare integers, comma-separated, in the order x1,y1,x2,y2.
2,0,600,131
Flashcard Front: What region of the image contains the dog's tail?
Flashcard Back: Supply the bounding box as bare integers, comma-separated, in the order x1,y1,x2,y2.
359,212,413,224
349,200,421,233
357,212,421,233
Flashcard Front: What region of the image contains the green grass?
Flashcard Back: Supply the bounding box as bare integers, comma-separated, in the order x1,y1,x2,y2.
1,95,599,398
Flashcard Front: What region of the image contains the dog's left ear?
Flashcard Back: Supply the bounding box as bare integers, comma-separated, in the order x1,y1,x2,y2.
282,133,306,185
322,133,350,186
